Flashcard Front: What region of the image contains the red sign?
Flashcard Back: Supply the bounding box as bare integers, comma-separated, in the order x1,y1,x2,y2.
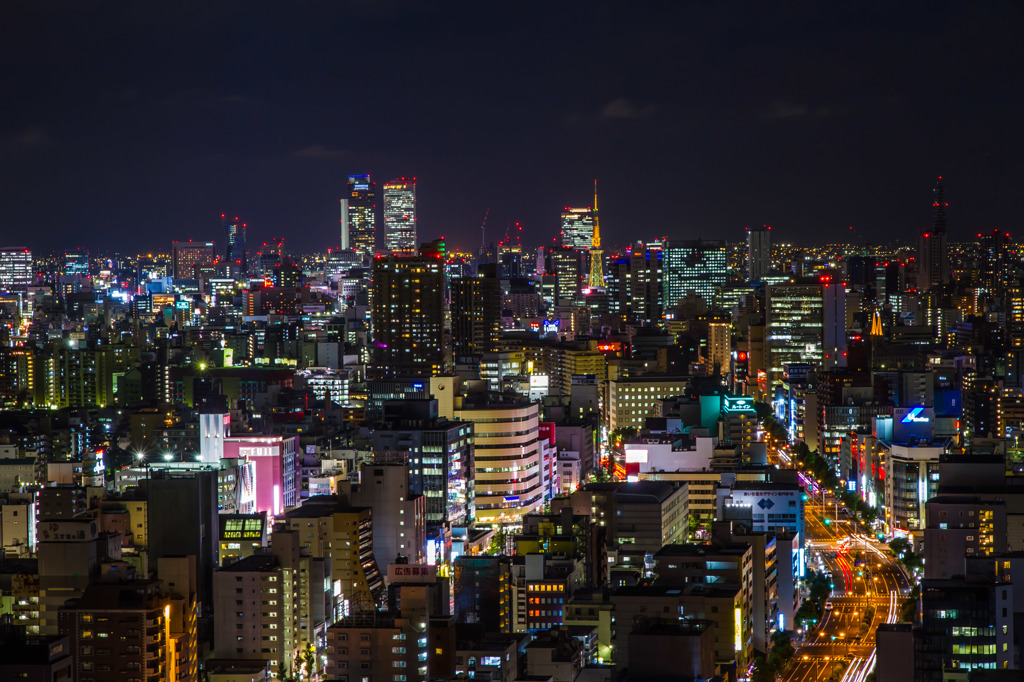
538,422,556,446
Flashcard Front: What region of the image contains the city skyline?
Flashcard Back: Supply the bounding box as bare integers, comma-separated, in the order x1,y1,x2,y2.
3,2,1023,253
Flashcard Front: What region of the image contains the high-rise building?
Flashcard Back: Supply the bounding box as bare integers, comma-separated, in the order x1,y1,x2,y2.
372,399,473,530
223,216,249,275
918,576,1014,678
916,177,949,292
707,322,731,375
765,283,824,393
455,395,544,526
370,256,446,378
281,501,385,611
663,240,727,309
37,517,105,636
978,228,1012,296
171,240,216,279
345,174,377,258
64,250,89,276
0,247,32,290
822,279,847,369
560,207,594,250
451,270,502,358
746,225,771,282
351,461,427,566
384,178,417,254
550,247,586,304
58,580,190,682
213,553,302,676
453,555,511,632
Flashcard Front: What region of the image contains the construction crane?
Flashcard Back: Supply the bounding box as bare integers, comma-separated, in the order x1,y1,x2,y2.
479,208,490,251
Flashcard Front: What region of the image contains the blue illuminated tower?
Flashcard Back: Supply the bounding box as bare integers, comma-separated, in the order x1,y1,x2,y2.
223,215,248,275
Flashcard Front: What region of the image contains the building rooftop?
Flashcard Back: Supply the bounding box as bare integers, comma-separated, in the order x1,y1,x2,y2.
613,583,739,599
219,554,280,573
581,480,680,503
72,579,164,610
654,542,750,559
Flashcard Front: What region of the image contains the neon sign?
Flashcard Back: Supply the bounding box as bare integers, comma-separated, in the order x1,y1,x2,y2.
901,407,929,423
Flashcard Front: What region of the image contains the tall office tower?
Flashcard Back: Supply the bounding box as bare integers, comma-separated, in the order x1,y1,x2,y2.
455,395,543,527
551,246,586,303
822,279,848,369
916,177,949,292
0,247,32,290
63,250,89,276
746,225,771,282
451,269,501,358
978,228,1012,295
765,283,824,394
171,240,216,279
223,215,249,275
345,174,377,258
630,242,665,324
370,255,445,377
560,206,594,250
663,239,728,309
384,178,417,254
588,181,606,288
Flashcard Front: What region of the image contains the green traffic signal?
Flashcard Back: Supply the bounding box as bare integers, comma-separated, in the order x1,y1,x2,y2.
823,518,831,525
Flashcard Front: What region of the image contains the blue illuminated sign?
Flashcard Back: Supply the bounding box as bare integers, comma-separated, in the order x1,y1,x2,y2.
902,407,929,424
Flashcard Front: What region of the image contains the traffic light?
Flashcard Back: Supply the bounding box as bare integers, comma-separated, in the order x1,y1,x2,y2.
823,518,831,526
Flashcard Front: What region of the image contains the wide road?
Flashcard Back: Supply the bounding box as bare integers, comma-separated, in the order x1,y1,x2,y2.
783,490,911,682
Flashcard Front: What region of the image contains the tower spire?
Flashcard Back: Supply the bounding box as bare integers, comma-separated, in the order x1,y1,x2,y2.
588,179,605,288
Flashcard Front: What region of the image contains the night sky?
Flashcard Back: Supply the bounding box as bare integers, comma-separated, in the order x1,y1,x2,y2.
2,1,1023,255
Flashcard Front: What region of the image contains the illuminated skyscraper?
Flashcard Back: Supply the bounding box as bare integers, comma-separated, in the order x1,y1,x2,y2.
370,255,445,377
560,206,594,250
452,268,501,358
663,239,727,309
550,246,586,303
344,174,377,258
917,177,949,292
746,224,771,282
171,240,215,279
223,216,248,275
0,247,33,290
766,282,824,392
384,178,417,254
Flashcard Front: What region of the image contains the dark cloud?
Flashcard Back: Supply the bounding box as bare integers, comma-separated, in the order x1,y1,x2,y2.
600,98,658,120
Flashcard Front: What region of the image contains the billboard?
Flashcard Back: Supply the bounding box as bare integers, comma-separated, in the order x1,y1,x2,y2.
220,513,265,541
892,406,934,443
387,563,437,583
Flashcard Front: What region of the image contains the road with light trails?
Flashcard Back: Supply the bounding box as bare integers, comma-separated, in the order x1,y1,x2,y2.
781,490,912,682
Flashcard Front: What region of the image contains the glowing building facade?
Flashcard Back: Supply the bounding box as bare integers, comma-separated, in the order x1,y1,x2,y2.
384,178,417,254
